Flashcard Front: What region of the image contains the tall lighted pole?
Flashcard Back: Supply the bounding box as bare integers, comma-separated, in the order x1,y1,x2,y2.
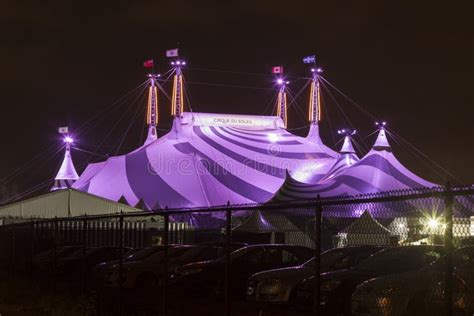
144,73,160,145
171,59,186,118
276,78,289,128
307,67,323,141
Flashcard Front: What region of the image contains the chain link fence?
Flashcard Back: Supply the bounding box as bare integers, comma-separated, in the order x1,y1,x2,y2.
0,185,473,315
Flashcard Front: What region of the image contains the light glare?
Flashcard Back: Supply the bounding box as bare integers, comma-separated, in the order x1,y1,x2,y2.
268,133,279,143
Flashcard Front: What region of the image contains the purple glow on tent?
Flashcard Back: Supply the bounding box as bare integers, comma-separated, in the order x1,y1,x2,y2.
73,112,338,209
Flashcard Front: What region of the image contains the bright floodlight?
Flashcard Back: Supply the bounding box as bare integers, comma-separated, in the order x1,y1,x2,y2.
427,218,440,230
182,61,186,65
277,78,284,85
64,136,74,144
316,68,323,73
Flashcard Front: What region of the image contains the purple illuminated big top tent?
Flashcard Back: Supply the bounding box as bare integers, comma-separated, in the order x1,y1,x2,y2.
63,61,441,214
72,112,338,209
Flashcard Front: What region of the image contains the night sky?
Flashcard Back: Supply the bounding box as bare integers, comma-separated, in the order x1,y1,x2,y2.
1,1,472,200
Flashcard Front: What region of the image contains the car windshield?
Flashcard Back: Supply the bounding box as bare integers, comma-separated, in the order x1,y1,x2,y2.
178,245,225,263
302,250,346,268
355,247,442,273
126,247,162,261
66,248,88,259
145,247,191,263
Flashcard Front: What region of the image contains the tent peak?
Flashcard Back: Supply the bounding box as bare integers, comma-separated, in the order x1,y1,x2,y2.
337,129,357,154
51,140,79,191
372,124,391,151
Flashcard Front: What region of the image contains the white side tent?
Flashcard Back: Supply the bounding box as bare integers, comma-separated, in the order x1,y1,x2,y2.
337,211,395,246
0,189,141,220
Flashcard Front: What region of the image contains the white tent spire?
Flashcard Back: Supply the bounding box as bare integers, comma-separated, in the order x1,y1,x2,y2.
144,73,160,145
373,122,391,150
51,135,79,191
338,129,357,153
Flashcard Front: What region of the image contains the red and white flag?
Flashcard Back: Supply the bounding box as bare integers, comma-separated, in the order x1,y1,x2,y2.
143,59,154,68
272,66,283,74
166,48,179,57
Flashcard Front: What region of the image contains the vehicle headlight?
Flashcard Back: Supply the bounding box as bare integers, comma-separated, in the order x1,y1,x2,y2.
321,280,342,292
259,279,284,294
248,279,258,287
376,296,391,308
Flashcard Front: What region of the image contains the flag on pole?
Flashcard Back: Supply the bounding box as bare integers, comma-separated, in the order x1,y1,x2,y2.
272,66,283,74
303,55,316,64
58,127,69,134
143,59,154,68
166,48,179,57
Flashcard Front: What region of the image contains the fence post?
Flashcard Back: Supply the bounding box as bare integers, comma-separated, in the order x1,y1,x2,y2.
224,201,232,316
118,213,124,316
82,215,88,295
11,228,16,274
162,212,170,316
29,219,35,276
314,196,322,316
53,217,58,297
444,184,454,316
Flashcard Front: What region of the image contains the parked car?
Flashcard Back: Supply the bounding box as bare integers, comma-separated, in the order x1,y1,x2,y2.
94,246,164,277
247,246,386,305
92,246,173,287
105,242,247,289
295,245,445,314
33,245,82,272
57,246,132,276
351,246,474,315
172,244,313,298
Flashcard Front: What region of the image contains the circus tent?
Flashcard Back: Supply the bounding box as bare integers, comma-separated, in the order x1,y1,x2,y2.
72,112,338,210
269,126,436,203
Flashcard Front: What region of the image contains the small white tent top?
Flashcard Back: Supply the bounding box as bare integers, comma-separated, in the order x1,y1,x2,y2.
0,189,141,219
51,138,79,191
338,211,394,246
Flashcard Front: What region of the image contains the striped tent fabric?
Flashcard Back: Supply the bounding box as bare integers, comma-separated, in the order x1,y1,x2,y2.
268,128,440,219
311,128,436,197
320,134,360,181
73,112,338,209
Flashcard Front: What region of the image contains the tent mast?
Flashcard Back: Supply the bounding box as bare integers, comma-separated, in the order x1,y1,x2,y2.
307,63,323,141
171,59,186,118
276,77,288,128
